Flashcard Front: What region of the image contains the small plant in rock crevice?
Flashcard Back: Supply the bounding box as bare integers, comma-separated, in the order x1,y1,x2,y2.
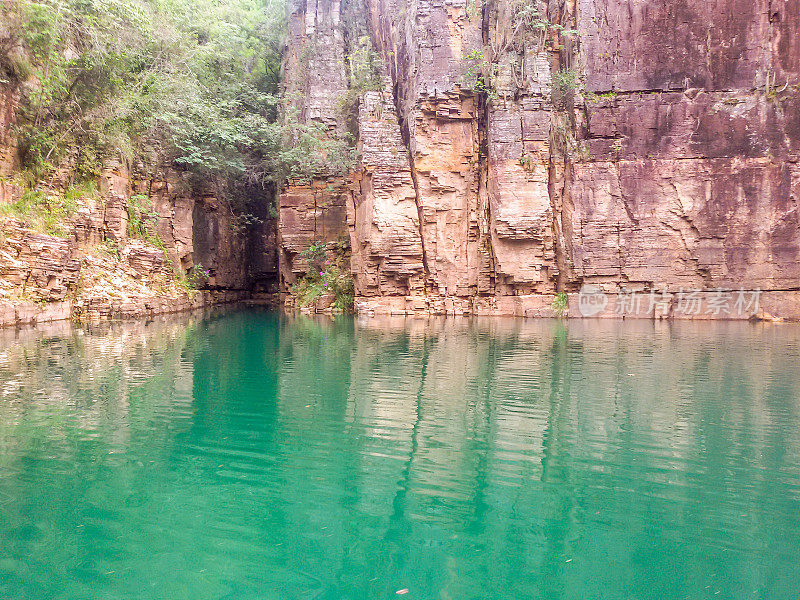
611,139,624,159
519,153,537,171
551,68,580,109
552,292,569,318
186,264,210,289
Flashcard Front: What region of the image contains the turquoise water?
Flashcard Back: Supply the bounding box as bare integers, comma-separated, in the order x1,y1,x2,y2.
1,310,799,600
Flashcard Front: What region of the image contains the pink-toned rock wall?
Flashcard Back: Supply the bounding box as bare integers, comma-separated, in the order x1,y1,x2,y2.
573,0,800,302
353,0,569,307
278,0,350,289
282,0,800,319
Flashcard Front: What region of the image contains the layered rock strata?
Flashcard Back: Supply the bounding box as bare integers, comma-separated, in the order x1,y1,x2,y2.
280,0,800,319
0,153,276,328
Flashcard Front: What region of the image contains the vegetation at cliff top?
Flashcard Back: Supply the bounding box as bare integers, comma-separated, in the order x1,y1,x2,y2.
1,0,349,195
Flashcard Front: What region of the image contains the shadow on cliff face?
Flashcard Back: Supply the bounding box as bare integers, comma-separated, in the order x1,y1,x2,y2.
191,182,279,294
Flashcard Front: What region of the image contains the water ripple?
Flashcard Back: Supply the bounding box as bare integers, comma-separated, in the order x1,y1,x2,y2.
0,312,798,599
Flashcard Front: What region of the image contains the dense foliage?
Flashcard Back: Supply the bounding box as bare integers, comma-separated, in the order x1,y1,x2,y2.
3,0,292,188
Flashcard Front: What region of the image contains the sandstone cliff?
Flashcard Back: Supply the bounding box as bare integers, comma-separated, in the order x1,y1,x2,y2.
2,0,798,324
280,0,800,319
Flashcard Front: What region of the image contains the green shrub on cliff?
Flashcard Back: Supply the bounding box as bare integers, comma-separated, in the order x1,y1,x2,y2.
270,107,358,183
292,240,354,312
460,49,498,100
552,292,568,318
294,262,355,312
186,264,210,289
0,186,80,236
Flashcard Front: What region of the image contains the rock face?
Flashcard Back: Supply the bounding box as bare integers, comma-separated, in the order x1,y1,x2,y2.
0,80,18,178
0,148,277,327
572,0,800,304
277,0,350,290
350,78,425,297
280,0,800,319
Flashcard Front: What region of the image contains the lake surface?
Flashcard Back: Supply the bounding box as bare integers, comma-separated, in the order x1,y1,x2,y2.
0,310,799,600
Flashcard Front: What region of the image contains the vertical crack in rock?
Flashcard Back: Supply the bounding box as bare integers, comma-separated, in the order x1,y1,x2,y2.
547,112,568,292
546,0,577,293
477,93,498,296
393,76,432,291
558,0,579,293
477,5,497,296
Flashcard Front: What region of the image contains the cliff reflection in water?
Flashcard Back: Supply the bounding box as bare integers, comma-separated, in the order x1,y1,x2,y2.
1,310,799,600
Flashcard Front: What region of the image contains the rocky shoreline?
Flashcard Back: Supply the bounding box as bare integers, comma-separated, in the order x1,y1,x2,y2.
0,290,253,329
